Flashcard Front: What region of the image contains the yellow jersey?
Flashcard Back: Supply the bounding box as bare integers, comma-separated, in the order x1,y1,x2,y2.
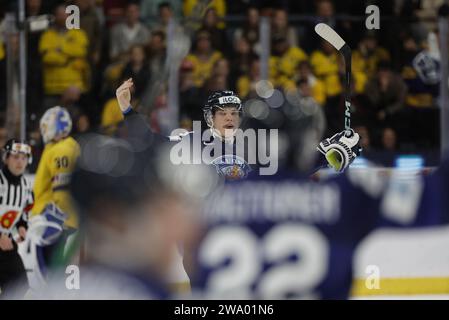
32,136,80,229
0,41,4,61
185,51,222,87
39,28,89,95
310,50,343,97
352,47,390,78
101,98,124,135
183,0,226,29
269,46,308,87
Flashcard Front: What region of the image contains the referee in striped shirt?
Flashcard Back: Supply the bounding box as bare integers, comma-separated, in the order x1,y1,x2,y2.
0,139,34,298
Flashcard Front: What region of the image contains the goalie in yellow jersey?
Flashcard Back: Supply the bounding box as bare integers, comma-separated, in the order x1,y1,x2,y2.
24,106,80,291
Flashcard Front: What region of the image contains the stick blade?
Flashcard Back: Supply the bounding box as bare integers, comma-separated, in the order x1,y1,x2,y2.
314,23,346,50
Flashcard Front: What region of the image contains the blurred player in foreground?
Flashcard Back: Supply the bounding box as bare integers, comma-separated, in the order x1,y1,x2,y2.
185,103,449,299
0,140,34,298
36,134,206,299
25,106,80,290
116,78,361,179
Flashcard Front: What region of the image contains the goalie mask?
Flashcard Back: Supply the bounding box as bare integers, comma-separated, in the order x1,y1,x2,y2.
40,106,72,144
2,139,33,165
203,91,243,140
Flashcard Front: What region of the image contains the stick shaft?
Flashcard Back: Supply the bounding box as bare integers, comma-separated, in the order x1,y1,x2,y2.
315,23,353,131
340,44,352,131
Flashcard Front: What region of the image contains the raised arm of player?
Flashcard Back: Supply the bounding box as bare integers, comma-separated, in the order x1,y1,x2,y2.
115,78,166,147
116,78,134,113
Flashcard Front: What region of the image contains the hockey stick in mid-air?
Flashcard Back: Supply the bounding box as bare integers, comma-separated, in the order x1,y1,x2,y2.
314,23,352,135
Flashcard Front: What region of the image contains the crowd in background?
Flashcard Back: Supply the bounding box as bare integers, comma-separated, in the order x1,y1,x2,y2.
0,0,446,171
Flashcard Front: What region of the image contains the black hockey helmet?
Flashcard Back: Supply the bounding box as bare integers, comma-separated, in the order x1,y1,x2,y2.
2,139,32,164
203,90,242,127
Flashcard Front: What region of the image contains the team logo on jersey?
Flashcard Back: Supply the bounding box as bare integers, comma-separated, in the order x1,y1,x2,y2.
0,210,19,232
210,155,251,180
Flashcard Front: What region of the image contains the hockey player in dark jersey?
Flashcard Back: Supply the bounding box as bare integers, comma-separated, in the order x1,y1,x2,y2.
184,102,449,300
115,78,362,179
0,139,34,298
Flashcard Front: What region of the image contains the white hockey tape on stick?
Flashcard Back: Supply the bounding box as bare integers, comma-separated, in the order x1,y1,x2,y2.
314,23,346,50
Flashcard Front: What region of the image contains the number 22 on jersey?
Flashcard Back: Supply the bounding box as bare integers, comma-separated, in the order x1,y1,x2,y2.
198,223,329,299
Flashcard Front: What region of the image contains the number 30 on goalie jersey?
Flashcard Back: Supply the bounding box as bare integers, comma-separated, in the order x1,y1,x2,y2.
188,166,449,299
32,136,80,229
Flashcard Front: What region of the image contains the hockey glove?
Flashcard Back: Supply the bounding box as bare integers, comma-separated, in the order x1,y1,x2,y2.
317,129,362,172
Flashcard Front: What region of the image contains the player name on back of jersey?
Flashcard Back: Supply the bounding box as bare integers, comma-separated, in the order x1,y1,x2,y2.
203,181,340,224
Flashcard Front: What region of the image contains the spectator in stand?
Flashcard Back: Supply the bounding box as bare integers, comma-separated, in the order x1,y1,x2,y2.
367,126,400,166
295,78,322,116
304,0,337,52
56,84,99,136
396,0,430,45
101,95,126,136
140,0,183,29
149,2,176,34
294,61,326,107
60,86,83,117
236,58,260,99
233,7,261,55
269,35,308,92
102,0,127,27
179,59,202,125
382,127,398,152
202,73,228,94
415,0,446,37
310,39,342,101
147,30,167,81
185,30,222,88
304,0,354,53
200,8,229,55
211,58,230,82
399,35,440,149
364,61,407,128
400,35,439,109
271,8,298,48
109,2,150,62
73,113,91,135
315,0,337,29
353,32,391,79
183,0,226,29
75,0,103,66
203,74,228,94
39,5,89,108
230,37,258,87
120,45,150,101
